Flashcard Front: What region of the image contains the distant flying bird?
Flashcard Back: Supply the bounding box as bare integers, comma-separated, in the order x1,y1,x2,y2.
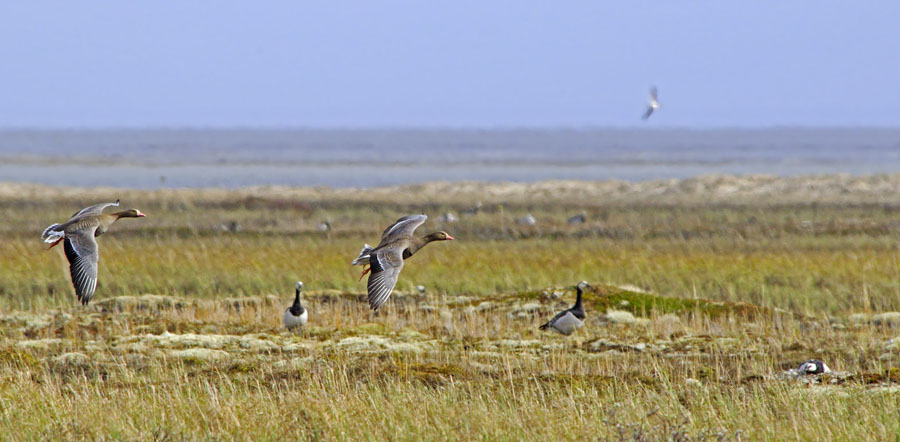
352,215,454,311
41,200,146,305
642,86,660,120
283,281,308,330
539,281,589,335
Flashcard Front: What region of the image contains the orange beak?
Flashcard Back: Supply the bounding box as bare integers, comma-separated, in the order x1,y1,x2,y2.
446,234,454,240
137,210,146,217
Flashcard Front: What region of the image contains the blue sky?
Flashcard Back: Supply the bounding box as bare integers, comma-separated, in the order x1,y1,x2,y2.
1,2,898,127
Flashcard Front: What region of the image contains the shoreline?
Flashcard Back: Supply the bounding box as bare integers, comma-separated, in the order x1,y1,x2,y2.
5,174,900,205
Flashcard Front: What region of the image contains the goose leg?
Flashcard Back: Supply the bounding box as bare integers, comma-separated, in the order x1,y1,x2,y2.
358,265,371,281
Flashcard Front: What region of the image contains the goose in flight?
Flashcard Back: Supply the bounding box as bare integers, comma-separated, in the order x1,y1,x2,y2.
352,215,453,311
41,200,146,305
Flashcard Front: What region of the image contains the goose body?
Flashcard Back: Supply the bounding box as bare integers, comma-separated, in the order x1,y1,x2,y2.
540,281,589,336
283,281,308,330
354,214,453,311
798,359,830,374
41,200,146,305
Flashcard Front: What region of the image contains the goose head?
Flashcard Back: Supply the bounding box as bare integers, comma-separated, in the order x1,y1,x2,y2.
119,209,146,218
425,231,455,242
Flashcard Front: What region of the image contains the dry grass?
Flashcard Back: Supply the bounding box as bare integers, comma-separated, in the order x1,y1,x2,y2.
2,181,900,440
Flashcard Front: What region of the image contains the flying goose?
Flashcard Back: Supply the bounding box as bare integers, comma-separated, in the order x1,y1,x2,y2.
642,86,660,120
539,281,589,335
283,281,308,330
41,200,146,305
352,214,453,311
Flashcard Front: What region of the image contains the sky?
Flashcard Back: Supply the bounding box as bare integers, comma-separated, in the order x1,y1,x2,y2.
0,2,898,128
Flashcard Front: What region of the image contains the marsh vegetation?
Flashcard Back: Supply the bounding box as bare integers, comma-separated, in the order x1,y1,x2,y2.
2,177,900,439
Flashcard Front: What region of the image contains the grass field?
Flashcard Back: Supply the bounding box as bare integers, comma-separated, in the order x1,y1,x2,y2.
2,178,900,440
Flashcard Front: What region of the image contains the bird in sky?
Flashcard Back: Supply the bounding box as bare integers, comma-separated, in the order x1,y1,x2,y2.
642,86,660,120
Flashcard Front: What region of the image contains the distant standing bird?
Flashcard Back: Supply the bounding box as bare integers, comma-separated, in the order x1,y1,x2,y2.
539,281,589,335
516,214,537,226
642,86,660,120
352,215,454,311
567,212,587,224
797,359,830,374
317,219,332,232
283,281,308,330
460,201,483,216
41,200,146,305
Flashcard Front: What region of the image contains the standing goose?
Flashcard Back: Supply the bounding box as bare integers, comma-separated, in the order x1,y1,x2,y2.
539,281,589,335
283,281,308,330
41,200,146,305
797,359,830,375
352,214,453,311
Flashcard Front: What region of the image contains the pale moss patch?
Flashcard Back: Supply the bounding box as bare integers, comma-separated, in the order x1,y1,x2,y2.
336,335,391,351
112,342,150,354
335,335,433,353
15,338,64,351
141,332,230,349
870,312,900,326
273,356,315,370
51,352,90,369
397,328,428,340
220,295,279,311
353,323,388,335
849,313,870,324
131,332,287,353
605,310,637,324
95,295,189,312
168,348,230,362
497,339,541,349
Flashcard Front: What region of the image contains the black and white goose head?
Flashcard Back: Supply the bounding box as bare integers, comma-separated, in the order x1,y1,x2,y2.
797,359,830,375
539,281,589,336
283,281,308,330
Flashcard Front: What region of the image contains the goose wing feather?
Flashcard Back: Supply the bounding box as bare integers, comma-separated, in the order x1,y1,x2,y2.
63,227,100,305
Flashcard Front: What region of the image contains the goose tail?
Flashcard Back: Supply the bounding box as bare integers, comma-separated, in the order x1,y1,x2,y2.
41,224,64,243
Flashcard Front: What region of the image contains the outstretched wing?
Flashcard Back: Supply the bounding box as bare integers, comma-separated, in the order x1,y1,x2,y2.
63,228,100,305
72,200,120,218
380,214,427,242
642,107,655,120
649,86,658,101
366,247,405,311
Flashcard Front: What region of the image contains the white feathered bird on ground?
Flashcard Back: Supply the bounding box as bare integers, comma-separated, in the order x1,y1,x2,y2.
283,281,308,330
539,281,589,335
